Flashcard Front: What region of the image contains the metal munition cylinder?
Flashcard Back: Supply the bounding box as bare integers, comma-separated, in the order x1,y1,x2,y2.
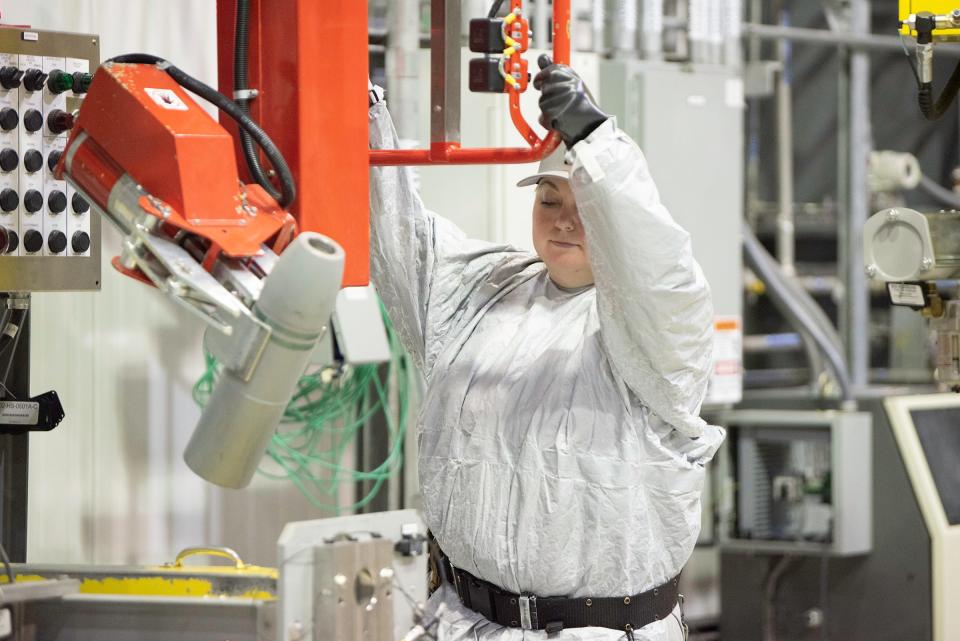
184,232,345,488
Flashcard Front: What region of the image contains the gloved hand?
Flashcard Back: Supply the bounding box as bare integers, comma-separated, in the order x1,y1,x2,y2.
368,78,384,108
533,54,609,148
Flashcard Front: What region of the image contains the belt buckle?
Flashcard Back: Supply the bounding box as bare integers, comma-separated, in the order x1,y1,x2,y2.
518,595,539,630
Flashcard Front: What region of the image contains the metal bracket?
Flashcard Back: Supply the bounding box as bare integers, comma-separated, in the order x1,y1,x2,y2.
233,88,259,100
202,312,271,382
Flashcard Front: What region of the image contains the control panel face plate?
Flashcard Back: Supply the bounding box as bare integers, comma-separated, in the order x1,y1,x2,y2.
0,27,99,291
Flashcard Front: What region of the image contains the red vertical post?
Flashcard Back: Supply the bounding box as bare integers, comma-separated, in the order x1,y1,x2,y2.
553,0,571,63
216,0,369,286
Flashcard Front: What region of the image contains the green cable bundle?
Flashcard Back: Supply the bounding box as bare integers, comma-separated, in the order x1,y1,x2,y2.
193,301,410,513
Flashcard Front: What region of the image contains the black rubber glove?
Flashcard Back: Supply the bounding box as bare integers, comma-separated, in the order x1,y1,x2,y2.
533,54,609,148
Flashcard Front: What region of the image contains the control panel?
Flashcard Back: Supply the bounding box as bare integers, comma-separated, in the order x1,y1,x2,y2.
0,27,99,291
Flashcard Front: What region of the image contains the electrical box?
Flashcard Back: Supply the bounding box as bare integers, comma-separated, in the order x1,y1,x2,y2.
717,409,873,556
0,27,100,291
599,61,745,406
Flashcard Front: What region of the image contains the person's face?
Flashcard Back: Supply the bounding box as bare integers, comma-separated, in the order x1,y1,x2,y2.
531,178,594,289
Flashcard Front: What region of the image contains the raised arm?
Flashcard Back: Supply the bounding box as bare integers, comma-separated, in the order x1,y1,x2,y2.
368,94,531,377
534,59,714,439
368,98,437,371
571,120,714,439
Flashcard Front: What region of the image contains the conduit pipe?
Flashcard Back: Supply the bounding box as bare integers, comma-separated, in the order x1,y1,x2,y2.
743,224,855,406
918,173,960,209
641,0,663,60
593,0,606,53
776,9,796,277
609,0,638,57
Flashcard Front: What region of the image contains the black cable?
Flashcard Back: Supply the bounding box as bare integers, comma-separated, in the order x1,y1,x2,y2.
918,57,960,120
488,0,506,18
105,53,296,208
233,0,282,203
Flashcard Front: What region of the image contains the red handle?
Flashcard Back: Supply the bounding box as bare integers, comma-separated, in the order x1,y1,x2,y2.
369,0,569,166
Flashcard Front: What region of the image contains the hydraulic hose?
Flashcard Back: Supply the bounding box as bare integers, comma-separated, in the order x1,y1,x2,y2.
918,58,960,120
233,0,282,203
917,173,960,209
106,53,296,209
743,223,855,406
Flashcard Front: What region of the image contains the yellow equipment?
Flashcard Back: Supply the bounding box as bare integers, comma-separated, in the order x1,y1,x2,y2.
898,1,960,119
900,0,960,38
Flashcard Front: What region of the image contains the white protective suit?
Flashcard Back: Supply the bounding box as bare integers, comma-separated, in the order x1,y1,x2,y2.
369,101,725,641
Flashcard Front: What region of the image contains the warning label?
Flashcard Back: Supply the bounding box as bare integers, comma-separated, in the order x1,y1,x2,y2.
705,316,743,405
888,282,926,308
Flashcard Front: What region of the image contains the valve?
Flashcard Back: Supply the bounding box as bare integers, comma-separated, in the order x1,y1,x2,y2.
468,7,531,94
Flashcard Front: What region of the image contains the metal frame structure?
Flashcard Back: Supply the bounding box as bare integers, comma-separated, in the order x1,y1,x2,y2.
743,0,874,392
369,0,571,166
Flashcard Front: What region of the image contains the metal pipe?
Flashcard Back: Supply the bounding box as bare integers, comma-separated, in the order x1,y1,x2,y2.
610,0,638,58
662,14,685,30
689,0,708,62
918,173,960,209
387,0,421,140
744,368,814,389
430,0,461,146
743,22,960,55
707,0,722,64
744,223,855,405
641,0,663,60
743,333,803,353
776,9,795,277
592,0,606,53
845,0,872,389
796,275,841,297
533,0,551,50
723,0,743,67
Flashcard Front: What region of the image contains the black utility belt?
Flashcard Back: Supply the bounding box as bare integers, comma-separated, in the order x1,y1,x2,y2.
439,553,681,636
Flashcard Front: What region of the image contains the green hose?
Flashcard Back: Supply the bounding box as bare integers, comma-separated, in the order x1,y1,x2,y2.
193,299,410,513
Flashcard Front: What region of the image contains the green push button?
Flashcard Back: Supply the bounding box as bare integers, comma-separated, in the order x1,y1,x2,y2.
46,69,73,94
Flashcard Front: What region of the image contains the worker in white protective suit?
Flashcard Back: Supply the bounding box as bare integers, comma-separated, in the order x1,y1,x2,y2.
368,55,725,641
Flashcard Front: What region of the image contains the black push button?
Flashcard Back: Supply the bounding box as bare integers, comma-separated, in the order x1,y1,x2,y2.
23,229,42,253
71,230,90,254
